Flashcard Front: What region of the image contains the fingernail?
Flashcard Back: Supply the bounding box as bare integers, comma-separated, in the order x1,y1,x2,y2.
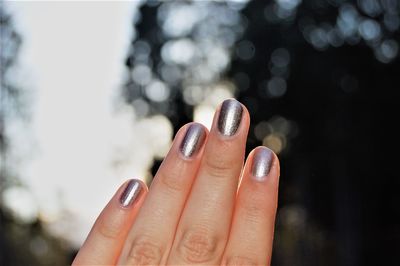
179,123,206,158
119,179,143,208
218,99,243,136
251,147,274,181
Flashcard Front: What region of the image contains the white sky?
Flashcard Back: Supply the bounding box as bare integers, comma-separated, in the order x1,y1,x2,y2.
4,1,173,247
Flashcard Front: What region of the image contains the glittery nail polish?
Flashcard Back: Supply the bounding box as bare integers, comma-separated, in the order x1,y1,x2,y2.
217,99,243,136
251,147,274,181
179,123,206,158
119,179,142,208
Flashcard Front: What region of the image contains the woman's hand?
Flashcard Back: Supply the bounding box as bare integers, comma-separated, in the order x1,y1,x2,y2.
72,99,280,265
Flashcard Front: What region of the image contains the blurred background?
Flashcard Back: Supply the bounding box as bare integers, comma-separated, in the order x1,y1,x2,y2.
1,0,399,265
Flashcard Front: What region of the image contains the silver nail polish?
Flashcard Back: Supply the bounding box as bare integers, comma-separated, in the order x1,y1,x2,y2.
180,124,206,158
119,179,142,207
252,147,274,181
218,99,243,136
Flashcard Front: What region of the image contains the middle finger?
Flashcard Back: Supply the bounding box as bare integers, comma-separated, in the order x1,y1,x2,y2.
167,99,250,265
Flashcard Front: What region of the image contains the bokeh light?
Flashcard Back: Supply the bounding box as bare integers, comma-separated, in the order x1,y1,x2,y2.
1,0,399,265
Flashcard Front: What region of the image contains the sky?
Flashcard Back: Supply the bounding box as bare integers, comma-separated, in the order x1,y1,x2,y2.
3,1,173,247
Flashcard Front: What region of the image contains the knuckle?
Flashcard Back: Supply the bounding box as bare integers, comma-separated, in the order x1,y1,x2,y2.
177,227,220,263
224,256,258,266
242,194,267,223
96,218,122,240
203,154,234,178
244,204,265,223
127,236,162,265
158,160,186,193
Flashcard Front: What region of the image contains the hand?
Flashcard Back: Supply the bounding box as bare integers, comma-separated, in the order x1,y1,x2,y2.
72,99,280,265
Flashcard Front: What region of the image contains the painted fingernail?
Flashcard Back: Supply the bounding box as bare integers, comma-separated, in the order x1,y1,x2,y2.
251,147,274,181
119,179,143,208
218,99,243,136
180,123,207,158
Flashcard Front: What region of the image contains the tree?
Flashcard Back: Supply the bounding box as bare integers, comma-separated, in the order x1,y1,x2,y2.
123,1,400,265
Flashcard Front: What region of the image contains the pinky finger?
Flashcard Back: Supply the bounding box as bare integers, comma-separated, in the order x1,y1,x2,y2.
72,179,147,265
222,147,280,266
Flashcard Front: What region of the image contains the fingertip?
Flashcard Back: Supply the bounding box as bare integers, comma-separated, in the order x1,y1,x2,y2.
239,100,251,125
118,179,148,209
172,122,209,161
246,146,280,184
210,98,250,140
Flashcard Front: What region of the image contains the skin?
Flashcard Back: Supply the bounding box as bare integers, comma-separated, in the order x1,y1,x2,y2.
72,99,280,266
